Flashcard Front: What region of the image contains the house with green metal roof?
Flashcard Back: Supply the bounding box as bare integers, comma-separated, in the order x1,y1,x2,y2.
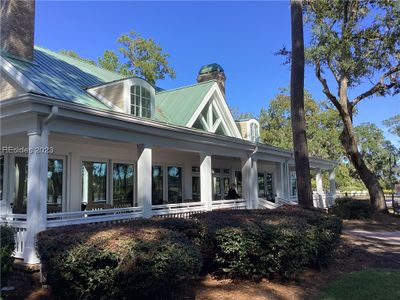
0,0,337,265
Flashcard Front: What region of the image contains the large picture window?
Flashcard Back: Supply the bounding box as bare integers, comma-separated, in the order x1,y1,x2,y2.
113,163,135,207
258,172,274,201
82,161,107,210
13,156,65,213
130,85,152,118
47,159,64,212
152,165,163,205
212,168,230,200
13,156,28,214
167,166,182,203
191,167,200,202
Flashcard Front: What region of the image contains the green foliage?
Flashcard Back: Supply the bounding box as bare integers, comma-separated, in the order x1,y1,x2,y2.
192,208,342,280
60,30,175,84
37,222,202,300
59,49,97,65
1,225,15,286
331,198,373,219
355,123,400,189
117,30,176,84
259,88,343,160
97,50,131,76
304,0,400,91
384,114,400,137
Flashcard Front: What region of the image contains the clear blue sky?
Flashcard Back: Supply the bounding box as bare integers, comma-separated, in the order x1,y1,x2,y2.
35,1,399,143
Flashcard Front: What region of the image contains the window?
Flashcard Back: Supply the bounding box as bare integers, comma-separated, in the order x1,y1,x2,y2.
0,156,3,201
290,171,297,196
258,172,274,201
152,165,163,205
192,167,200,202
212,168,230,200
13,157,65,213
250,122,259,142
130,85,151,118
13,156,28,214
234,171,242,195
47,159,64,213
167,166,182,203
82,161,107,210
113,163,135,207
258,173,265,198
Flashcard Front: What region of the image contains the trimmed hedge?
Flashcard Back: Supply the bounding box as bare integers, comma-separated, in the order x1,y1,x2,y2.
331,197,372,219
37,222,202,300
192,207,342,280
1,225,15,287
37,208,342,298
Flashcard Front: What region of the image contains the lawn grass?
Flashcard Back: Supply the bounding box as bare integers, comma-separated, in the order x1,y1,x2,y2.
317,269,400,300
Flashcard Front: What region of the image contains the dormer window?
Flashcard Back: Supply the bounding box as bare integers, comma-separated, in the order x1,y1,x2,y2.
250,122,259,143
130,85,151,118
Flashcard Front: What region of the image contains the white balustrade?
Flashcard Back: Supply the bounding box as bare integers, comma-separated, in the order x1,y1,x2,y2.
211,199,246,210
152,202,206,218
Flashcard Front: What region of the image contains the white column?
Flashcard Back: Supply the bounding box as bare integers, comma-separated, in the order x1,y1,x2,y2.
137,144,152,218
242,156,258,209
329,169,336,205
316,169,323,194
24,130,48,264
200,153,212,211
283,161,290,200
38,129,49,232
316,169,324,208
276,162,285,200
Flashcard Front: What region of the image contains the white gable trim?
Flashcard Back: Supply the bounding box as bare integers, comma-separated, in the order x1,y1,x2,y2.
1,56,45,95
186,82,242,139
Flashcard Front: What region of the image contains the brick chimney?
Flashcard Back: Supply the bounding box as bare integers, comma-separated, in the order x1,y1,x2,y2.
197,63,226,95
1,0,35,61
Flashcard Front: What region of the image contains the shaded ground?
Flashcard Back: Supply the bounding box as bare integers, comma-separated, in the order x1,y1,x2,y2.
194,213,400,300
3,213,400,300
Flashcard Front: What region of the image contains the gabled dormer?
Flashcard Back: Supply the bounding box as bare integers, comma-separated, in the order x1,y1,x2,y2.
236,118,260,143
86,77,156,119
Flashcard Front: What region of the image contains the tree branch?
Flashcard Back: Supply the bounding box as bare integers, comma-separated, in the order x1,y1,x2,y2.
315,61,342,111
352,64,400,107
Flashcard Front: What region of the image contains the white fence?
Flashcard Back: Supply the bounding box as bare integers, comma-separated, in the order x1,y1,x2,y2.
47,206,144,227
1,214,27,259
212,199,246,210
152,202,206,218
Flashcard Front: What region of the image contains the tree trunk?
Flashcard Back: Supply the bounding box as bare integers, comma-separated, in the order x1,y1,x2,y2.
339,109,387,212
290,0,313,208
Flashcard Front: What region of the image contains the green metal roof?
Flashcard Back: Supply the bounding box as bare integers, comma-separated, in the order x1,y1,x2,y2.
1,46,216,127
199,63,224,75
2,46,125,109
155,81,215,126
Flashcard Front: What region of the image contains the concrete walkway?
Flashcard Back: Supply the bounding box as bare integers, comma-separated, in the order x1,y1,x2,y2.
344,229,400,246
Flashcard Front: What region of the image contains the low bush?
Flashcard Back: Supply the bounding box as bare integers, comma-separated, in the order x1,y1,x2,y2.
192,207,342,280
1,225,15,287
37,222,202,300
331,197,372,219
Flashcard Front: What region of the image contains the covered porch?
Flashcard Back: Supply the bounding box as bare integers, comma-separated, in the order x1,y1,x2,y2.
0,96,337,264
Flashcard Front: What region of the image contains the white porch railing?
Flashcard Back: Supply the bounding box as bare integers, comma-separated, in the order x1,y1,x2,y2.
47,206,144,227
212,199,246,210
152,202,206,218
0,214,28,259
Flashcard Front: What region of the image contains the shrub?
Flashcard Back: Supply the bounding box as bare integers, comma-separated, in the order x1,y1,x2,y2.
331,197,372,219
192,207,342,280
1,225,15,286
37,222,202,300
